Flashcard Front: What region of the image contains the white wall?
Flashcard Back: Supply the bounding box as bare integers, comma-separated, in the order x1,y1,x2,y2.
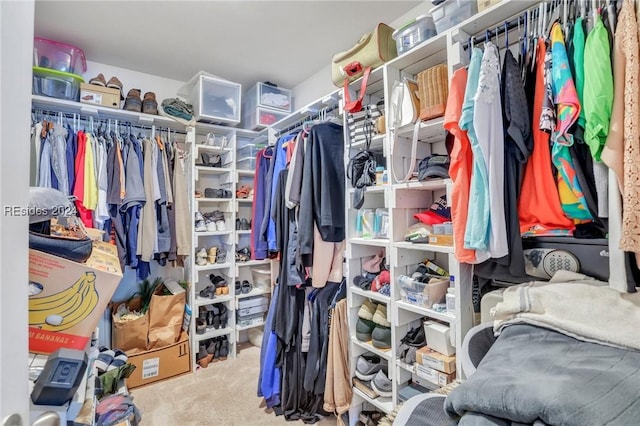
292,1,433,108
85,60,187,105
0,0,34,423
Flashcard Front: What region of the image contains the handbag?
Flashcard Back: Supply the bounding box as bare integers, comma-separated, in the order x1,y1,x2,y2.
389,78,421,183
333,23,397,113
347,107,378,209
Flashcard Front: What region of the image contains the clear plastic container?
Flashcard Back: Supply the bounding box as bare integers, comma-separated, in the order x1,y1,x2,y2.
243,106,288,130
431,0,478,34
178,71,242,125
237,157,257,170
237,143,265,159
250,267,271,290
399,275,449,308
392,15,437,55
32,67,83,101
374,208,389,239
245,82,292,112
361,209,375,239
34,37,87,76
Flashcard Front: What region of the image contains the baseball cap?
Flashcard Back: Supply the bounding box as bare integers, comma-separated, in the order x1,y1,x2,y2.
417,155,450,181
414,195,451,225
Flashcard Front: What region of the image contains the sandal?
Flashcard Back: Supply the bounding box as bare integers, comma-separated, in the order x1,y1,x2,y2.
241,280,253,294
195,190,203,198
236,185,251,199
199,285,215,299
207,247,218,264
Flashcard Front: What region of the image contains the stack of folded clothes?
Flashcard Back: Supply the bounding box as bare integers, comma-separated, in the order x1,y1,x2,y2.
159,98,196,126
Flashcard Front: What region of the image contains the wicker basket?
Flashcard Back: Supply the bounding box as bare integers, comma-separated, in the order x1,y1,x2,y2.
417,64,448,121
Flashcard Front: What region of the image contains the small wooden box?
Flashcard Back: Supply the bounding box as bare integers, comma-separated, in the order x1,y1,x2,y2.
429,235,454,247
80,83,120,109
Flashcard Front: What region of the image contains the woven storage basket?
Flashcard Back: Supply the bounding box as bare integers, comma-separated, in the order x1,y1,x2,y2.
417,64,448,120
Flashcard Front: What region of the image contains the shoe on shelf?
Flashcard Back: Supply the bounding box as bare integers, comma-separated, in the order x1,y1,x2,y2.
195,248,208,266
216,246,227,264
371,325,392,350
215,218,226,231
371,270,390,293
370,369,392,397
357,300,377,321
240,218,251,231
219,336,229,360
199,284,215,299
241,280,253,294
207,247,218,264
106,76,124,100
352,377,378,399
89,73,107,87
196,318,207,335
142,92,158,115
372,304,390,328
219,305,229,328
355,318,376,342
196,343,210,368
123,89,142,112
235,218,241,230
355,352,383,381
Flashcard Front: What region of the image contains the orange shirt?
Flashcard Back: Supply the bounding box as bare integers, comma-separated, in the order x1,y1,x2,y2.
445,68,477,263
519,39,575,234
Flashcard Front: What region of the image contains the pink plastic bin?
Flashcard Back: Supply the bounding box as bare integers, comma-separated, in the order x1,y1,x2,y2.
34,37,87,76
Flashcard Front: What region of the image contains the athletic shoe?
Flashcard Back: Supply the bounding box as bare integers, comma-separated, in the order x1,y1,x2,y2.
355,352,382,381
371,369,392,397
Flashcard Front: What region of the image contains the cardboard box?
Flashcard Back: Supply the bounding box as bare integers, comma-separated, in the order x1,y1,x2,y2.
477,0,502,12
415,364,456,386
417,346,456,374
428,235,454,247
126,332,191,389
28,241,122,354
424,321,456,356
80,83,120,109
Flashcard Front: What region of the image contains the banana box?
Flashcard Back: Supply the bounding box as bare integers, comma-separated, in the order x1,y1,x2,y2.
28,241,123,354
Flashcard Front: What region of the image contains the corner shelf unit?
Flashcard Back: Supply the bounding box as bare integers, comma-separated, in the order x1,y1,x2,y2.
343,0,540,421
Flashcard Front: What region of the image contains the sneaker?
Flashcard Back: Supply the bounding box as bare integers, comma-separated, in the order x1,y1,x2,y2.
106,76,124,100
358,300,377,321
215,219,226,231
356,318,376,342
196,248,208,266
372,304,391,328
371,325,392,349
355,352,383,381
195,212,206,232
370,369,392,397
205,219,217,232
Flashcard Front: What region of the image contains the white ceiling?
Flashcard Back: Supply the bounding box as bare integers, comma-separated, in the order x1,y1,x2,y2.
34,0,422,89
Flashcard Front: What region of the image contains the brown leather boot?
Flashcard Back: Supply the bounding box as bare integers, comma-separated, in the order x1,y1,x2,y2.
142,92,158,115
123,89,142,112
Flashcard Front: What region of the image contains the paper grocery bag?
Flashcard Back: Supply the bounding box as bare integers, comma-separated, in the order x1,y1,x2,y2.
111,298,149,354
147,286,186,349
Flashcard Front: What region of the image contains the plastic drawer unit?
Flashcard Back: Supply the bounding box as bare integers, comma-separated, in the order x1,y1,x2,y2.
236,143,265,159
243,106,288,130
178,71,242,125
34,37,87,76
431,0,478,34
245,82,292,112
33,67,83,101
392,15,437,55
237,157,257,171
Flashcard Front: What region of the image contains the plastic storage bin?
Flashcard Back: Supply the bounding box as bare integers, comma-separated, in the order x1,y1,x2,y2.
431,0,478,34
243,106,288,130
178,72,242,125
245,82,292,112
392,15,437,55
251,267,271,290
398,275,449,308
237,157,257,171
32,67,83,101
34,37,87,76
237,143,266,159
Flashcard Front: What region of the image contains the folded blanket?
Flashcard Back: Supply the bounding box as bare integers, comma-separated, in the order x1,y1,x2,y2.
492,279,640,351
446,324,640,425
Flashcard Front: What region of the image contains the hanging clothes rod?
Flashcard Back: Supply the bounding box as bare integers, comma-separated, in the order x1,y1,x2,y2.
31,108,188,134
275,103,340,137
462,14,526,50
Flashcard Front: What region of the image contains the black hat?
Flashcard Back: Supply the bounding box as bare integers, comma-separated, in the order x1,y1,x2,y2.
417,155,450,181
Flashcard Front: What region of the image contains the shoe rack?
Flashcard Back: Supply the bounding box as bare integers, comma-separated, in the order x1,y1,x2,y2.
186,122,272,371
343,0,539,422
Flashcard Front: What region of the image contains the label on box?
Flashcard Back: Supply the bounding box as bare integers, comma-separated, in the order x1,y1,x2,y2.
80,90,102,105
416,364,439,384
142,357,160,379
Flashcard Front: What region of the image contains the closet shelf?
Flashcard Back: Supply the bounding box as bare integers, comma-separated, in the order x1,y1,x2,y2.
348,185,386,195
237,199,254,204
237,259,271,267
31,95,187,131
396,301,455,324
392,179,450,192
348,65,385,96
397,360,415,374
194,294,233,308
350,134,385,151
195,166,233,175
236,320,265,332
351,287,391,304
194,326,234,342
195,122,263,139
196,144,232,154
393,241,454,254
351,337,392,361
349,238,390,248
387,30,448,76
237,230,252,235
271,89,341,132
236,287,270,300
396,117,446,142
453,0,541,41
352,388,393,414
194,262,233,272
195,230,233,237
196,197,234,203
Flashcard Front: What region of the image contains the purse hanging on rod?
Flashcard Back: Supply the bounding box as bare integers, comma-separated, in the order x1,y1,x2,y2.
389,77,421,183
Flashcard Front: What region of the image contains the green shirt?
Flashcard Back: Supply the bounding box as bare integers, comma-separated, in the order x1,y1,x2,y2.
583,14,614,161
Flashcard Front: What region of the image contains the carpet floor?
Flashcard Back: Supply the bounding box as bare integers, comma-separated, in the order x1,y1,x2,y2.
131,343,336,425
